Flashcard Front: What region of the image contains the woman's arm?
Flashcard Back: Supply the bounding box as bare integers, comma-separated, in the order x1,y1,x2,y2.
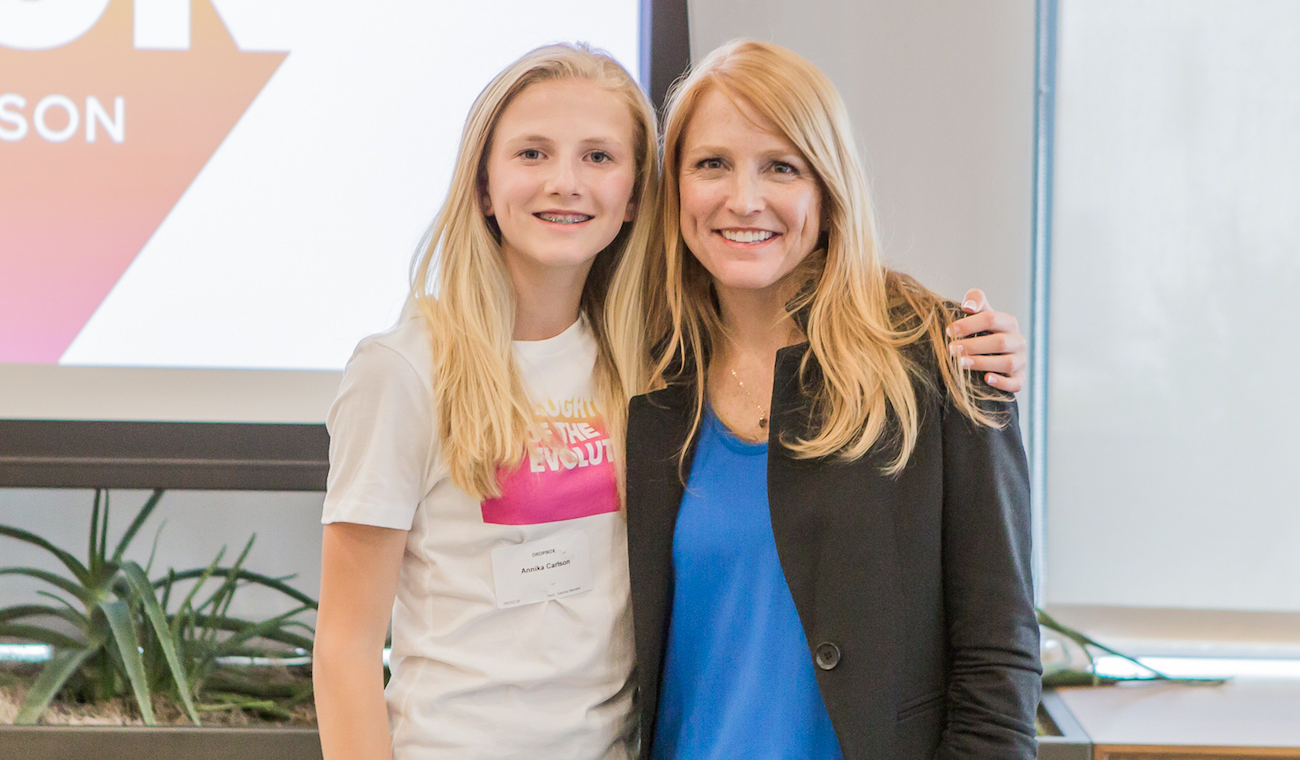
947,288,1028,393
314,522,408,760
937,393,1041,758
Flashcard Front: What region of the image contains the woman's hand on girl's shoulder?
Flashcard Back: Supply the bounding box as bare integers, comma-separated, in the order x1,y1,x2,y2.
945,288,1027,393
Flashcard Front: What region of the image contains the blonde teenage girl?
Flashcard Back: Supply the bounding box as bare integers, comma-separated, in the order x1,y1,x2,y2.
313,42,1029,760
313,45,657,760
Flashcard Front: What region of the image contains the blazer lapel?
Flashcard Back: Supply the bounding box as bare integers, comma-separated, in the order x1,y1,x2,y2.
766,342,903,758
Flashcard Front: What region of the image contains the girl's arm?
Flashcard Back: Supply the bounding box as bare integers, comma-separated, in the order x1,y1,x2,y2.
947,288,1028,392
315,522,408,760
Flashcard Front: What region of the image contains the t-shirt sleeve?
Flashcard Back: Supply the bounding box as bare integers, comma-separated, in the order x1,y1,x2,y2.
321,337,435,530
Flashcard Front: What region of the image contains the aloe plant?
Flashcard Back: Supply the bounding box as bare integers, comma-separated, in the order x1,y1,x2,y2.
151,535,316,718
1037,607,1225,687
0,489,317,725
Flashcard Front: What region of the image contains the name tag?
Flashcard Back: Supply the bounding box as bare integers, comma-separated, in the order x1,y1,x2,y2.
490,530,593,609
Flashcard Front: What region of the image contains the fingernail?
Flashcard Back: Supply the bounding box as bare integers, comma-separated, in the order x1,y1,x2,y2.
960,357,973,368
986,374,998,385
961,300,978,312
946,325,957,338
948,342,959,356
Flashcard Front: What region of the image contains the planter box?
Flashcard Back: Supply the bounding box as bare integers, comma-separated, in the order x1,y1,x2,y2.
1038,689,1093,760
0,725,321,760
3,697,1091,760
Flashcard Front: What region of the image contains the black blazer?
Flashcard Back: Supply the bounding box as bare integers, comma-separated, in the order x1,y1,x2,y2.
624,342,1040,759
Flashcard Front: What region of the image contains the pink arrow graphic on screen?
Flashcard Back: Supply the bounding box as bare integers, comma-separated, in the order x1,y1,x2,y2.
0,0,286,363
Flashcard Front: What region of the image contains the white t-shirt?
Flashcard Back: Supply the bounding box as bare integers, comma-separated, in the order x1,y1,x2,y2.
322,309,635,760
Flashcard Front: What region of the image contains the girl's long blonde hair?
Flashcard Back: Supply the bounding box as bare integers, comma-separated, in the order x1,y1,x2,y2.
647,39,1004,473
411,44,657,499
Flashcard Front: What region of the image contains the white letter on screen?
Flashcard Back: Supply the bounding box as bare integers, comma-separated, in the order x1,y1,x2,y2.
133,0,190,51
0,0,112,51
86,96,125,143
0,94,28,141
33,95,79,143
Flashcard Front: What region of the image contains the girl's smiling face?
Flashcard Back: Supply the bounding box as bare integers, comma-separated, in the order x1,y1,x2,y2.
482,78,638,280
676,88,823,300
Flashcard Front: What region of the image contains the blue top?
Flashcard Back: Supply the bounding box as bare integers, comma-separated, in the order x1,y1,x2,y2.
652,408,844,760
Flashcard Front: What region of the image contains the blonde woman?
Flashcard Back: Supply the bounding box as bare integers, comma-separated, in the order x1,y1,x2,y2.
313,42,1029,760
625,40,1039,760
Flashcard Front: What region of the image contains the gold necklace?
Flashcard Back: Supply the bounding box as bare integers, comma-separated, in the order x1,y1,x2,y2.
730,368,769,429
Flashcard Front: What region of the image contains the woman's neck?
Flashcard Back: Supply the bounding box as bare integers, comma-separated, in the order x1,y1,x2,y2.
714,280,805,360
706,280,806,441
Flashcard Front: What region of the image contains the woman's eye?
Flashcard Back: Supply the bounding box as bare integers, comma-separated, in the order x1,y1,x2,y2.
772,161,798,175
696,158,724,170
520,149,543,160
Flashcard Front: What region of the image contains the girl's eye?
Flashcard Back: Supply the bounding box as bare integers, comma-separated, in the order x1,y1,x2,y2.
520,149,543,160
589,151,612,164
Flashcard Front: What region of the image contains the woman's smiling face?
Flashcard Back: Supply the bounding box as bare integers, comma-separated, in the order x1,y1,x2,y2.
482,78,637,278
677,88,823,299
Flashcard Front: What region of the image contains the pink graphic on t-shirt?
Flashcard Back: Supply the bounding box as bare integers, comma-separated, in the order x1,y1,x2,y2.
480,397,619,525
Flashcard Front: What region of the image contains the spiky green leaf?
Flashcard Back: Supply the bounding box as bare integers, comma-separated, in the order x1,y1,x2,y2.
211,605,314,656
0,526,89,584
121,561,200,725
197,691,294,719
14,647,98,724
158,567,317,609
0,603,87,630
171,548,226,638
145,518,168,575
1038,607,1173,678
101,598,156,725
183,614,314,651
112,489,165,564
97,491,111,573
89,489,103,576
200,536,256,623
0,568,95,606
0,623,84,650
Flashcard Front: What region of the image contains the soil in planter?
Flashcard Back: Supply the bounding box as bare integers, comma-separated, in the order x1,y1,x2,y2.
0,662,317,727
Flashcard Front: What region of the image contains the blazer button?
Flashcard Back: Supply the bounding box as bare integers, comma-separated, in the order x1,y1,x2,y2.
814,642,841,671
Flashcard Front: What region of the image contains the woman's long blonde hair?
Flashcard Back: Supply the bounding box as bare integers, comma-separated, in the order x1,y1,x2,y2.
647,39,1004,473
411,44,657,499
